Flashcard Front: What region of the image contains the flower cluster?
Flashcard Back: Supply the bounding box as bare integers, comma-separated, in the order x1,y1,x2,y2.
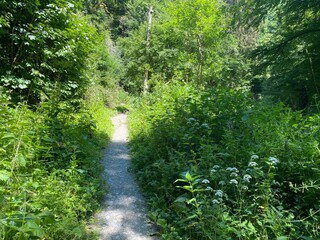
202,179,210,184
248,161,258,167
210,165,220,173
268,157,279,165
226,167,239,173
205,155,280,208
243,174,252,183
229,179,238,185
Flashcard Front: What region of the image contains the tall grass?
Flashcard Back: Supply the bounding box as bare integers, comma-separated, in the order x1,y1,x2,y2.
0,86,113,239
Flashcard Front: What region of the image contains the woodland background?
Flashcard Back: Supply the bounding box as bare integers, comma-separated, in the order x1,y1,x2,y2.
0,0,319,239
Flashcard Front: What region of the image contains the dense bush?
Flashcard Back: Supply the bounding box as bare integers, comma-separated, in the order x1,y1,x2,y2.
129,82,320,239
0,88,113,239
0,0,104,105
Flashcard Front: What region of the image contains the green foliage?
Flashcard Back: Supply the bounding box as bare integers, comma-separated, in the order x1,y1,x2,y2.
238,0,320,109
0,88,113,239
129,82,320,239
118,0,249,94
85,31,123,89
0,0,99,105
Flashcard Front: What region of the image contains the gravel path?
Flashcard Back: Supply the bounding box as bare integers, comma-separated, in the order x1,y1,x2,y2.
95,114,157,240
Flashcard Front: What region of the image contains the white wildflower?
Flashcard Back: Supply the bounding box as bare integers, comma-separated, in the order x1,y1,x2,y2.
226,167,239,173
205,186,213,191
212,165,220,169
251,154,259,160
202,179,210,184
215,190,223,198
242,186,249,191
268,157,279,165
218,181,226,186
248,162,258,167
212,199,220,204
230,172,238,177
210,169,217,173
243,174,252,183
229,179,238,185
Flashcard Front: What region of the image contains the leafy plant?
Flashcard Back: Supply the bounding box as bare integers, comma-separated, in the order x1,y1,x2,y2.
129,82,320,239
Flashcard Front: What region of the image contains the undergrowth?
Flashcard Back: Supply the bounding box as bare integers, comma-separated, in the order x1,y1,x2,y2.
129,82,320,239
0,86,113,239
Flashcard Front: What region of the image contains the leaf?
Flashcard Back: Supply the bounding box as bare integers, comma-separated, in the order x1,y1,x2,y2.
174,178,188,183
299,236,312,240
38,210,55,224
185,171,193,181
28,35,36,40
1,133,15,139
174,196,188,203
0,170,10,182
71,227,83,237
21,220,44,238
182,185,194,191
277,237,288,240
156,218,167,228
76,169,86,174
67,3,74,8
186,198,196,204
18,83,28,89
17,153,26,167
172,201,188,213
183,214,197,222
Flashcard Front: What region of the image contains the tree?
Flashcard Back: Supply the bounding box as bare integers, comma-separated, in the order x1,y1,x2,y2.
239,0,320,109
0,0,98,105
118,0,247,94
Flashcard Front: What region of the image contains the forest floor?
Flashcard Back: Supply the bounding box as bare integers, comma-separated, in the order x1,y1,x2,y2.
93,114,157,240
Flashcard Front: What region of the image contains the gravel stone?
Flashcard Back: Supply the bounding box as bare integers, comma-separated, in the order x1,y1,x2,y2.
95,114,157,240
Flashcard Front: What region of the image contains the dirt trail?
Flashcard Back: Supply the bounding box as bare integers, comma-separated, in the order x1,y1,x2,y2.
95,114,157,240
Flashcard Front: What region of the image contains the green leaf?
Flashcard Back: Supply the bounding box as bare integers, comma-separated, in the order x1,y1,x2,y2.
187,198,196,204
71,227,83,237
185,171,193,181
21,220,44,238
38,210,55,224
300,236,312,240
1,133,15,139
277,237,288,240
0,170,10,182
156,218,167,228
17,154,26,167
174,178,188,183
183,214,197,222
174,196,188,203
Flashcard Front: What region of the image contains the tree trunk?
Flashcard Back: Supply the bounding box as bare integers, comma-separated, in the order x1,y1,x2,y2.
143,6,153,94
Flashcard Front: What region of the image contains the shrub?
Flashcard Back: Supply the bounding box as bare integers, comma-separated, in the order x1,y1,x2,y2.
0,88,113,239
129,82,320,239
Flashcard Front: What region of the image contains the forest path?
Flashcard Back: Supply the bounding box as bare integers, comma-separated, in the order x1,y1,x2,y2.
94,114,157,240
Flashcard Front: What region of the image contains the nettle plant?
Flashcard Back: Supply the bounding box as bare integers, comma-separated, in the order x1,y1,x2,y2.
174,155,299,239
